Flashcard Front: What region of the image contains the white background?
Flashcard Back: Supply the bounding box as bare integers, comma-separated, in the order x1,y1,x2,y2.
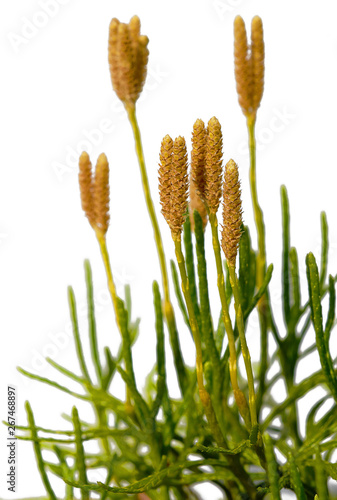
1,0,337,498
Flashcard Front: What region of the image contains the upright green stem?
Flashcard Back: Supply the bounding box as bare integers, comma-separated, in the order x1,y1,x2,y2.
126,105,169,303
228,265,257,427
248,117,300,446
96,231,120,325
247,117,266,275
174,237,226,448
174,240,206,392
174,237,257,494
209,214,239,391
247,116,268,417
209,212,250,427
126,105,187,394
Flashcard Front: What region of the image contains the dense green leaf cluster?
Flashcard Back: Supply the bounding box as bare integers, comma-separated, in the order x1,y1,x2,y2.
7,195,337,498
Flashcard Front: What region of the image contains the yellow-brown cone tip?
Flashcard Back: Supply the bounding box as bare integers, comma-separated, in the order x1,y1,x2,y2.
78,151,95,228
96,153,108,165
205,116,223,214
221,159,243,267
94,153,110,236
108,15,149,109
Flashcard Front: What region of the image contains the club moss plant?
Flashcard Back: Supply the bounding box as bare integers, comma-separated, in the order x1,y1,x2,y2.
9,14,337,500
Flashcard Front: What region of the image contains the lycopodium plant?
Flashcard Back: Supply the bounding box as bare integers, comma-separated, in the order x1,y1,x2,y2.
10,13,337,500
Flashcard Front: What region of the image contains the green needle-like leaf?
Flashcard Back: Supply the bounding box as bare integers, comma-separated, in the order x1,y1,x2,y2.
183,214,201,331
125,284,132,318
194,210,215,356
315,449,329,500
18,368,90,401
53,446,74,499
101,346,116,391
243,264,273,322
324,274,336,343
215,311,225,355
46,357,86,385
68,285,92,384
116,365,150,429
239,225,256,313
194,209,222,412
115,296,137,388
288,453,306,500
264,434,281,500
290,246,301,319
65,458,232,494
305,395,330,437
281,185,291,327
18,367,127,418
84,259,103,386
152,281,167,417
25,401,57,500
72,406,89,500
195,440,249,455
262,370,325,430
224,260,233,304
320,212,329,289
170,260,190,331
306,252,337,402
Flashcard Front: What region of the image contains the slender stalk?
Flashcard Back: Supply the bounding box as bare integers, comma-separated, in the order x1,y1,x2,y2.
126,105,187,394
174,239,205,393
208,212,250,428
173,237,226,448
209,214,238,392
96,231,120,325
95,230,134,409
126,105,169,303
248,117,300,444
228,265,257,427
247,116,269,417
